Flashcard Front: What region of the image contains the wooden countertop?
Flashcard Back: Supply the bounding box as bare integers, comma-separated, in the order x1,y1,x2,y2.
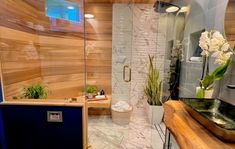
163,100,235,149
0,97,86,107
0,95,112,109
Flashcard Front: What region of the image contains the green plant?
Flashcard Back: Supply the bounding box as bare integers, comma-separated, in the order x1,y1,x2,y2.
197,59,232,98
200,59,232,90
23,84,48,99
197,30,234,98
144,55,162,106
85,85,97,94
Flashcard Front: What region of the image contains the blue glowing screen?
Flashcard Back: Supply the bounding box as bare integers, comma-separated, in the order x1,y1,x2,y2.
46,0,80,22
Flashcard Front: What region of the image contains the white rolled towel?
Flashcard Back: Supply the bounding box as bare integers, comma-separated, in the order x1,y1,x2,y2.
112,101,132,112
95,95,106,99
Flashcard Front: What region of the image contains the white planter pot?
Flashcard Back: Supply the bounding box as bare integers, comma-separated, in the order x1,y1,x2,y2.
144,100,163,125
87,93,93,99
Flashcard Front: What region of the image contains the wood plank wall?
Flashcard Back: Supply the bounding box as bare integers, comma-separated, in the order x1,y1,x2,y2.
0,0,113,99
0,28,42,99
0,0,86,99
0,0,42,100
0,0,160,99
37,0,86,99
225,0,235,49
85,3,112,94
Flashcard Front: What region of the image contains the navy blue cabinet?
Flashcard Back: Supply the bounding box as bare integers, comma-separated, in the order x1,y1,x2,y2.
0,105,84,149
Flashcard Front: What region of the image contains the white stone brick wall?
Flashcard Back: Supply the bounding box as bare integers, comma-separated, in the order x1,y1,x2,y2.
112,4,167,106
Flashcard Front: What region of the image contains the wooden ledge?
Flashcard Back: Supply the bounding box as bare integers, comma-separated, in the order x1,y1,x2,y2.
87,95,111,109
163,100,235,149
1,98,86,107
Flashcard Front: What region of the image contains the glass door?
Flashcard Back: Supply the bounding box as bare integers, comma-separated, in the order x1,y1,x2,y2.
112,4,133,104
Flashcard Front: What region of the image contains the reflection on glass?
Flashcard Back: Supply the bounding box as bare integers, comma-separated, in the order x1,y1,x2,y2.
46,0,80,22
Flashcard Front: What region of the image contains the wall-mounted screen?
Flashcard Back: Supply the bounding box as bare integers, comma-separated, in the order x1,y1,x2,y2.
46,0,80,23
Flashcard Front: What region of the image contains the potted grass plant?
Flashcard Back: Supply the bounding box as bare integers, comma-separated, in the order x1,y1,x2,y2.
86,85,97,99
22,83,48,99
144,55,163,125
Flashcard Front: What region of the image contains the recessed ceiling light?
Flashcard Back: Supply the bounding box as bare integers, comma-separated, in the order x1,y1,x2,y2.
166,6,179,13
85,14,95,19
67,6,75,10
179,6,189,13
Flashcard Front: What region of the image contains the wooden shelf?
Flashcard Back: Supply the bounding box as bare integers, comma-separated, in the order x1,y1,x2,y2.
163,100,235,149
87,95,111,109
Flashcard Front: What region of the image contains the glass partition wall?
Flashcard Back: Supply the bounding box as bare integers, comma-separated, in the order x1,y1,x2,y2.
0,0,85,100
0,0,165,148
86,1,166,148
159,0,231,100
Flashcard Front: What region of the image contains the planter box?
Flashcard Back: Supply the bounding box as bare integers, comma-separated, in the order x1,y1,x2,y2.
144,100,163,125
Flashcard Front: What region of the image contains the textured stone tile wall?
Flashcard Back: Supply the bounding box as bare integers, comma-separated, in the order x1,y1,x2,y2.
112,4,167,105
130,4,166,105
112,4,133,104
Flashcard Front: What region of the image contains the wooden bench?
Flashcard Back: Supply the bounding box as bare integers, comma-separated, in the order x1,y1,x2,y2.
87,95,111,115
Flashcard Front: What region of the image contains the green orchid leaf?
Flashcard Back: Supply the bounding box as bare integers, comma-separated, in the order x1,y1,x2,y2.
196,88,205,98
212,59,232,80
201,74,214,90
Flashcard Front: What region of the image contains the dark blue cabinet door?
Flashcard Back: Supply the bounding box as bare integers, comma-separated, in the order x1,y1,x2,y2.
0,105,84,149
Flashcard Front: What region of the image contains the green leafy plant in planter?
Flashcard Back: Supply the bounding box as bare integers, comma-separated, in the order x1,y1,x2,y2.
144,55,163,125
23,84,48,99
85,85,97,99
144,55,162,106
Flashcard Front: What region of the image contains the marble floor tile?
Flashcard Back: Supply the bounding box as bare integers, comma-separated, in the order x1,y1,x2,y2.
88,106,165,149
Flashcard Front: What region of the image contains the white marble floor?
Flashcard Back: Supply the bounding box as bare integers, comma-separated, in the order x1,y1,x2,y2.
88,106,165,149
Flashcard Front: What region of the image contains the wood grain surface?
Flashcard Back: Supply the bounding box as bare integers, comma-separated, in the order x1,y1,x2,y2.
163,100,235,149
85,3,112,94
225,0,235,49
0,0,85,99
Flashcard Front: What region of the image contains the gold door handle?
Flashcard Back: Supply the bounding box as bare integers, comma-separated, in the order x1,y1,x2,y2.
123,65,131,82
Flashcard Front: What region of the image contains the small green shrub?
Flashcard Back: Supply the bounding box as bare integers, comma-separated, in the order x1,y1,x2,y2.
85,85,97,94
23,84,48,99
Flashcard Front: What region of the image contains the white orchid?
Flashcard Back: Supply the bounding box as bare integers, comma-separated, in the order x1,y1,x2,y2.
199,31,210,56
212,31,225,42
221,42,230,52
197,30,234,98
213,51,233,65
199,30,234,65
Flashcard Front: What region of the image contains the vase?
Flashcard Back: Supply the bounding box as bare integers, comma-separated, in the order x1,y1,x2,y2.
87,93,93,99
204,89,214,98
196,87,214,98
